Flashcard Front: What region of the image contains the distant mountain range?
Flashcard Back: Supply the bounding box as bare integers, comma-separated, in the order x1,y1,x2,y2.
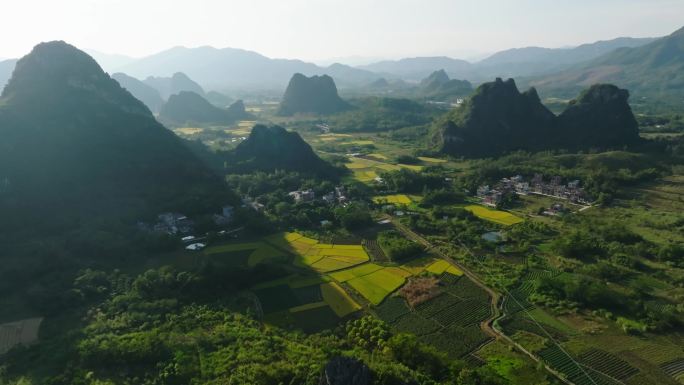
359,57,477,81
144,72,205,100
114,46,379,90
529,27,684,101
356,37,657,82
1,30,679,104
476,37,657,78
112,72,164,113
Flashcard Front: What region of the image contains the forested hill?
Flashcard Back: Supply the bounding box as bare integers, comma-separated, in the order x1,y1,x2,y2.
434,78,640,157
226,124,341,177
158,91,252,125
277,73,350,116
0,41,227,234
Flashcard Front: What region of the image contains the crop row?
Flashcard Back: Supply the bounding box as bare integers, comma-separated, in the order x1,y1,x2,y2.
374,296,411,323
392,313,442,336
523,269,560,281
661,358,684,379
443,275,489,300
503,289,535,315
539,345,619,385
578,348,639,381
420,324,492,359
440,271,462,285
431,299,491,327
415,293,462,317
363,239,388,262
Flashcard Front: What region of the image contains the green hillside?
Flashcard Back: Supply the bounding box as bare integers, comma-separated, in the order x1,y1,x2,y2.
0,41,227,234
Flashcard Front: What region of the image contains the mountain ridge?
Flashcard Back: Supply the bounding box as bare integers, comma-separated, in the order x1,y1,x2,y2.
0,41,226,232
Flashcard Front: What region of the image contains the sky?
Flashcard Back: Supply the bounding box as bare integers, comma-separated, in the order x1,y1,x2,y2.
2,0,683,64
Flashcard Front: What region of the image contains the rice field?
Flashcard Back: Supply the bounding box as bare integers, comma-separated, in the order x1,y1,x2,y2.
347,268,408,305
373,194,413,205
329,263,384,282
424,260,464,276
346,156,424,183
399,257,436,275
464,205,524,226
266,232,369,273
321,282,362,317
418,156,447,163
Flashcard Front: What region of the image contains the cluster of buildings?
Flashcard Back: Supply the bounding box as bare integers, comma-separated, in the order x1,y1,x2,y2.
138,204,237,252
476,174,590,206
288,186,348,205
137,212,195,235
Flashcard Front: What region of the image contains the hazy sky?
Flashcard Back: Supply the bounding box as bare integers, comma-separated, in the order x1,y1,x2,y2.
3,0,683,63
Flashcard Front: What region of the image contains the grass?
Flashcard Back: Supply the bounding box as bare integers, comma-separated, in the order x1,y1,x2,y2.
527,308,577,335
464,205,524,226
347,268,407,305
373,194,412,204
321,282,362,317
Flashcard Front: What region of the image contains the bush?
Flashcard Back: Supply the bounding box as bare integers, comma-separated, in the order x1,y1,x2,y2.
377,231,424,261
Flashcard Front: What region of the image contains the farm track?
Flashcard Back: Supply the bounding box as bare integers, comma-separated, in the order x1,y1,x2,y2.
386,215,578,385
385,216,501,339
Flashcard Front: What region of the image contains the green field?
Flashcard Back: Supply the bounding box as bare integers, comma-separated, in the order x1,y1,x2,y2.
347,268,408,305
465,205,524,226
345,156,424,183
373,194,413,204
321,282,362,316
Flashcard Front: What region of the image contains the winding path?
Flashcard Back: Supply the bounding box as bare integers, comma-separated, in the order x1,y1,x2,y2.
387,215,576,385
387,216,502,339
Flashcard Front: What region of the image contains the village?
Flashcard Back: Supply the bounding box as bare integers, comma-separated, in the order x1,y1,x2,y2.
476,174,592,215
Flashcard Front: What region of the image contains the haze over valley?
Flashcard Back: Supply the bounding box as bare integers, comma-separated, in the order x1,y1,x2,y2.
1,2,684,385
